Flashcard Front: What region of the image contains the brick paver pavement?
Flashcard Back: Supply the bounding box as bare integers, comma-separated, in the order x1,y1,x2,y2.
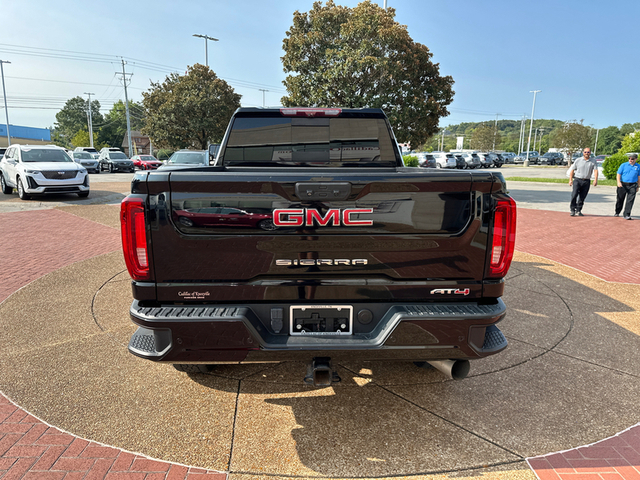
516,209,640,284
0,210,122,303
0,206,639,479
0,394,225,479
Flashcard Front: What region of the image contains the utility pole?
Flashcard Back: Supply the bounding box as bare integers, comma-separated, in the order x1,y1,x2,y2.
538,128,545,154
193,34,219,68
84,92,95,148
0,60,11,147
117,60,133,157
525,90,541,165
259,89,268,107
492,113,501,151
594,128,599,155
518,115,526,154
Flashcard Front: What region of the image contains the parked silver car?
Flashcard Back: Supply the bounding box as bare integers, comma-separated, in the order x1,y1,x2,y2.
69,151,100,173
431,152,458,169
456,153,481,169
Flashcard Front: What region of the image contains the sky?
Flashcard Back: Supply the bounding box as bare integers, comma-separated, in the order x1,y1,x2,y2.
1,0,638,133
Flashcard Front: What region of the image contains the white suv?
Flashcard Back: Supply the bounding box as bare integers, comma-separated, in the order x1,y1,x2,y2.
0,144,90,200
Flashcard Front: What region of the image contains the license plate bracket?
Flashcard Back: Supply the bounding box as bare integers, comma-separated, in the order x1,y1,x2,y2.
289,305,353,336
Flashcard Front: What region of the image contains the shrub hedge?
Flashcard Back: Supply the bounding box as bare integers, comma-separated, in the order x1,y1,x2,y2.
602,153,628,180
403,155,419,167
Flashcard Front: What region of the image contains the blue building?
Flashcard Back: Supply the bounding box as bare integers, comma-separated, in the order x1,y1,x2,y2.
0,124,51,147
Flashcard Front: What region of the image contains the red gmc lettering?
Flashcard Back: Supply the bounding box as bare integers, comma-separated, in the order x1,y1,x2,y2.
306,209,340,226
274,209,304,226
343,208,374,226
274,208,373,227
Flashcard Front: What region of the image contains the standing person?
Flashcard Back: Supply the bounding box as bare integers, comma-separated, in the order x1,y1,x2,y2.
568,148,598,216
615,153,640,220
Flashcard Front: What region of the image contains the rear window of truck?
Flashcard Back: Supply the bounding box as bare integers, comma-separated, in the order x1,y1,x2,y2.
221,116,398,167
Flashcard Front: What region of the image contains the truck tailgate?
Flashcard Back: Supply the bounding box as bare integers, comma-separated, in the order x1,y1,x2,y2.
144,168,497,303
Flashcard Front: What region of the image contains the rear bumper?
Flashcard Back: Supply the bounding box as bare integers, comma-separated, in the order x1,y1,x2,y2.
128,299,508,364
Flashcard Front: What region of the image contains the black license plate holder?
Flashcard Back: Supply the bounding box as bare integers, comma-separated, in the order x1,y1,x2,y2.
289,305,353,336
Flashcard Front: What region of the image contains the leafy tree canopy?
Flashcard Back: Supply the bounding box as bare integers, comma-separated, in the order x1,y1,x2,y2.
551,120,592,163
54,96,104,141
97,100,144,148
619,131,640,154
71,130,106,150
281,0,454,146
469,124,501,152
595,126,622,155
142,64,241,150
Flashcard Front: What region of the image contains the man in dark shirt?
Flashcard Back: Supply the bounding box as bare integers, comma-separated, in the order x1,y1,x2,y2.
568,148,598,216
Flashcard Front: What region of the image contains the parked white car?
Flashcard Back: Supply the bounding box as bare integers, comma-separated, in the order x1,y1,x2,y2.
0,144,90,200
431,151,457,169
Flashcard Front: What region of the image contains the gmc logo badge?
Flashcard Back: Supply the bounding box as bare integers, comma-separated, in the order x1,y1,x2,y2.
430,288,470,296
273,208,373,227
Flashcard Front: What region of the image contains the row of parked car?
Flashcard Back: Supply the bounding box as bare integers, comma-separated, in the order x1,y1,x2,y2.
416,151,506,169
0,143,218,201
413,150,610,169
68,146,216,173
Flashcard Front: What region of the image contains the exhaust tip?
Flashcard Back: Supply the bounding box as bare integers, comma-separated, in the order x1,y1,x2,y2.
425,359,470,381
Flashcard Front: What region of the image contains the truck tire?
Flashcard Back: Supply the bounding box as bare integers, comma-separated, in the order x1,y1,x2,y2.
0,174,12,194
173,364,215,374
78,191,89,198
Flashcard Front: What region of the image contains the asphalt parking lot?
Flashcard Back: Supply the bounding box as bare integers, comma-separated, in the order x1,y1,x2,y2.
0,169,639,480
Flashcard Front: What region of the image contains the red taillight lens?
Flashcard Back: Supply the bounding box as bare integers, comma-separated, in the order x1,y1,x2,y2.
490,196,517,278
121,196,150,281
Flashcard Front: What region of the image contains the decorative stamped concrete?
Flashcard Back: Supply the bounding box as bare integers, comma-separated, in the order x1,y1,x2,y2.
0,203,638,479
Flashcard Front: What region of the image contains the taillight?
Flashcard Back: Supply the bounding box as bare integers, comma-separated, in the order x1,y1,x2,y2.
489,196,517,278
121,196,150,281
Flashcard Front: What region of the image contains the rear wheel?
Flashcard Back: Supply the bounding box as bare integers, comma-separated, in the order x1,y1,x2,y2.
0,174,12,194
258,219,278,231
173,364,215,374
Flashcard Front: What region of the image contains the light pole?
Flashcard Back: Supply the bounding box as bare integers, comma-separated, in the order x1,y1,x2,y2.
259,89,268,107
84,92,95,148
0,60,11,147
193,34,219,68
525,90,541,165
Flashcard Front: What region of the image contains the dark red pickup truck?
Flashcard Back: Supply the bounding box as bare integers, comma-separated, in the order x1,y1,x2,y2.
121,107,516,385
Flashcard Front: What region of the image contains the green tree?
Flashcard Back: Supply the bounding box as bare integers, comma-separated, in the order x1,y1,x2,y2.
55,97,104,141
552,120,592,164
71,130,105,150
619,131,640,154
281,0,454,146
470,124,499,152
142,64,241,150
97,100,144,148
595,126,623,155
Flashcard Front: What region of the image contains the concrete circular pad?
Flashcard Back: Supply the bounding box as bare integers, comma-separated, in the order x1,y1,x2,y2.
0,251,638,478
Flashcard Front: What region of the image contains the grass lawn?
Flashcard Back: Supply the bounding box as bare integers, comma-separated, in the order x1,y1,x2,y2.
506,176,617,187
